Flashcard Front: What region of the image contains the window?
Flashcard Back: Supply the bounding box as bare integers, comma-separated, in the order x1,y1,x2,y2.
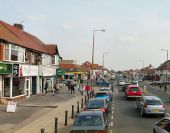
52,56,55,65
4,44,25,62
4,77,10,97
12,77,25,97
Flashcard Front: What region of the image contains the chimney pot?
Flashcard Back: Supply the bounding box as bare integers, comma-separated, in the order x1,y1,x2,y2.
13,23,24,30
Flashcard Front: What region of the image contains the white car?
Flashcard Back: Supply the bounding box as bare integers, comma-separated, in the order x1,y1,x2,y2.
153,117,170,133
118,80,125,86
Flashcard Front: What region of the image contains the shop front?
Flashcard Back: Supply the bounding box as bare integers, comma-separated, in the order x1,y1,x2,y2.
39,65,57,93
3,64,38,99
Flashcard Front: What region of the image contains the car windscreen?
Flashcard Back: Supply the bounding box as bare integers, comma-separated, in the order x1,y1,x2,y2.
145,99,163,105
129,87,139,91
87,100,105,108
74,115,102,126
95,93,108,97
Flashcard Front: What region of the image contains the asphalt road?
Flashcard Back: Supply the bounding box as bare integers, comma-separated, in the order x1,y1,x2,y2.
112,83,164,133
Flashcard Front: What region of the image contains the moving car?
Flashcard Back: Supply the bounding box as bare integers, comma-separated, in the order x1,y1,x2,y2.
70,111,107,133
125,85,142,100
153,117,170,133
136,95,165,117
84,98,109,114
118,80,126,86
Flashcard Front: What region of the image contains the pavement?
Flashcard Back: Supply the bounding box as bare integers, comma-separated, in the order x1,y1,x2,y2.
0,85,95,133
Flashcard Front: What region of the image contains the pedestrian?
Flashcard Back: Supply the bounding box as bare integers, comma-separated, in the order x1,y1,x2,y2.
44,81,48,93
67,81,71,91
164,82,167,92
55,81,60,94
85,82,90,99
159,83,162,91
70,82,75,94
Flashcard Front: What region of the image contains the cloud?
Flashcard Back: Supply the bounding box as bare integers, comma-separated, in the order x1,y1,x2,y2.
62,23,79,30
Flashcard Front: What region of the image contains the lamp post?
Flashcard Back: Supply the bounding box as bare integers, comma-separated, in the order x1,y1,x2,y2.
161,49,169,82
91,29,105,96
102,52,108,68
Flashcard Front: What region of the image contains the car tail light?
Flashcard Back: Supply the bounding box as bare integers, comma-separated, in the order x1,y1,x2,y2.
95,131,107,133
144,103,147,108
102,108,106,112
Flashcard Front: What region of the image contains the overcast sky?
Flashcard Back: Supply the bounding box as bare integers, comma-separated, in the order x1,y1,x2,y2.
1,0,170,71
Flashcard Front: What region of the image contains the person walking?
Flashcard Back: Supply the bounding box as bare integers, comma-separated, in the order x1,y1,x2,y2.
44,81,48,93
70,82,75,94
164,81,167,92
85,82,90,99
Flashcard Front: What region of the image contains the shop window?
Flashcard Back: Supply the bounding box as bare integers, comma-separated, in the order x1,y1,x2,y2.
12,77,25,97
4,77,10,97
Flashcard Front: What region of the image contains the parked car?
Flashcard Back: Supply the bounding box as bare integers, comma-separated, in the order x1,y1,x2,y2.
136,95,165,117
95,91,112,102
118,80,126,86
96,80,111,86
70,111,108,133
84,98,109,114
153,117,170,133
125,84,142,100
99,87,112,93
122,82,131,92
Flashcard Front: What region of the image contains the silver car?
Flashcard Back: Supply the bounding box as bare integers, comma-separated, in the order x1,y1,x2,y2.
153,117,170,133
136,95,165,117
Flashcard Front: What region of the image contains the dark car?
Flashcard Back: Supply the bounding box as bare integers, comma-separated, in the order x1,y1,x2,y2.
84,98,109,114
96,80,111,86
70,111,107,133
95,91,112,103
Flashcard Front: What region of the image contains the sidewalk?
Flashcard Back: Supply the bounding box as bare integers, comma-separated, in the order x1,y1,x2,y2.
0,86,86,133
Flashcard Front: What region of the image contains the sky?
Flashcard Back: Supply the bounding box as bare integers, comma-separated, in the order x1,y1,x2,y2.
1,0,170,71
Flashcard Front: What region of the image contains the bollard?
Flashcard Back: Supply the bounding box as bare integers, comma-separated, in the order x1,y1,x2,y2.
40,128,45,133
55,117,58,133
84,96,87,105
81,98,83,109
64,110,68,126
71,105,74,118
77,101,80,113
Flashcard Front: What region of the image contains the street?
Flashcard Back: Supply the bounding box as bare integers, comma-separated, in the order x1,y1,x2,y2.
111,81,170,133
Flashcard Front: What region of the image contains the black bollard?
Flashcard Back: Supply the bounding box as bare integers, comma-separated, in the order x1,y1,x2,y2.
81,98,83,109
84,96,87,105
55,117,58,133
71,105,74,118
77,101,80,113
40,128,45,133
64,110,68,126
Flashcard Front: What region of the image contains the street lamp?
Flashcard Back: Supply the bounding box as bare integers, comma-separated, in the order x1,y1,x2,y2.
102,52,108,67
161,49,169,82
91,29,105,96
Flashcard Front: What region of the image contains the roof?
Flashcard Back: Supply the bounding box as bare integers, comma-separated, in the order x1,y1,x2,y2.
59,64,76,69
128,84,139,88
0,20,58,55
88,98,105,102
143,95,161,100
60,60,75,64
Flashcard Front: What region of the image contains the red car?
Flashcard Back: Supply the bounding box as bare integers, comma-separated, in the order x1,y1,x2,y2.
125,85,142,100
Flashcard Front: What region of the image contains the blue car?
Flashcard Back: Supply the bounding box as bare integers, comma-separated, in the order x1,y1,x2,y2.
96,80,111,86
95,91,112,102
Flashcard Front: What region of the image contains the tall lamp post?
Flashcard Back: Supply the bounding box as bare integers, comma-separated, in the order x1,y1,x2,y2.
161,49,169,82
102,52,108,68
91,29,105,96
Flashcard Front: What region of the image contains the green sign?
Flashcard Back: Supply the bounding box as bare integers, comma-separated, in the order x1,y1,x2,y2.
56,69,65,76
0,63,12,74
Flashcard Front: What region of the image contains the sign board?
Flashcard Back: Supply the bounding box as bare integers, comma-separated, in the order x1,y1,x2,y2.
56,69,65,76
20,65,38,76
0,63,12,74
13,64,19,77
6,101,17,113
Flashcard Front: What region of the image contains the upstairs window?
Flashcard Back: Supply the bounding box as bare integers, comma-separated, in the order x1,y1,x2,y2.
4,44,25,63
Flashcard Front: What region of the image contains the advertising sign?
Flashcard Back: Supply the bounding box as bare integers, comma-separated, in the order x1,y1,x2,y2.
13,64,19,77
6,101,17,113
20,65,38,76
0,63,12,74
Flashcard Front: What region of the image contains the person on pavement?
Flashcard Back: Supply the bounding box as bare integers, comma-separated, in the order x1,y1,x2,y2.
85,82,90,99
70,82,75,94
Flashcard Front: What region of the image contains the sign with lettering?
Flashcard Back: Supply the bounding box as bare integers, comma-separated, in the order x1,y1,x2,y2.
13,64,19,77
0,63,12,74
20,65,38,76
6,101,17,113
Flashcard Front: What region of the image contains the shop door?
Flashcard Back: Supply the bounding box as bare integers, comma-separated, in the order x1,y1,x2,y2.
32,77,36,95
26,78,30,98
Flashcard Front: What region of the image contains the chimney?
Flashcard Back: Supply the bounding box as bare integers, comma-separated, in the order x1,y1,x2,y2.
13,23,24,30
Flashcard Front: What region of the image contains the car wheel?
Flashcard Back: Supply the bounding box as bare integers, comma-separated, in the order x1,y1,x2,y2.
153,129,156,133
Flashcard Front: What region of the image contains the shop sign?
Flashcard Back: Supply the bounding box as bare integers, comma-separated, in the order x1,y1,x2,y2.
42,67,56,76
13,64,19,77
20,65,38,76
56,69,65,76
0,63,12,74
6,101,17,113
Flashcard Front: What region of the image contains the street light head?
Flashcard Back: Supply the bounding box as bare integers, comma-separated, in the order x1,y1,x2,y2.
101,29,106,32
